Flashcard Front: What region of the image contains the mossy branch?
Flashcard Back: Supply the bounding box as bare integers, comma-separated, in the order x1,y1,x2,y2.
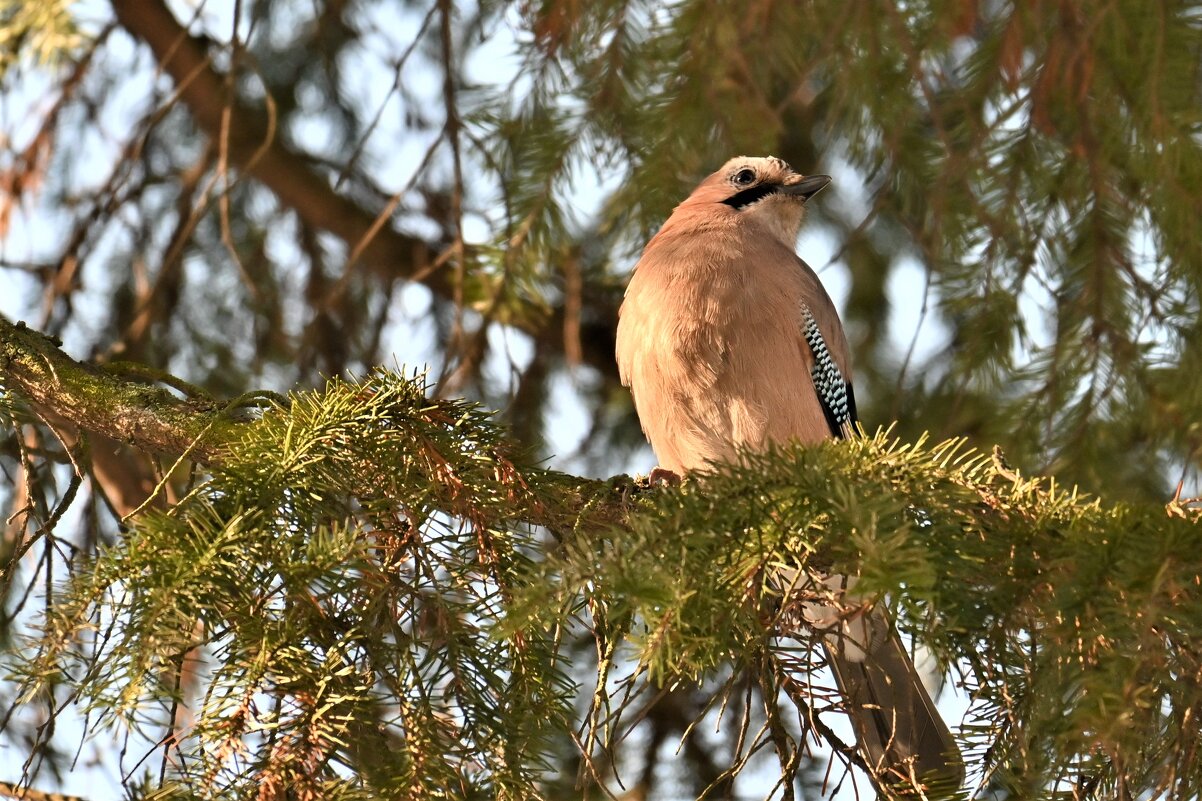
0,314,243,463
0,313,632,533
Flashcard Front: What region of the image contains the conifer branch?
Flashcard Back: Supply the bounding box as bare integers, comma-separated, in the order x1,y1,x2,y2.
5,313,1202,799
0,313,630,532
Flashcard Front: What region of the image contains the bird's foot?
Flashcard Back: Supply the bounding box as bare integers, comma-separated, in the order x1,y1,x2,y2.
648,467,681,486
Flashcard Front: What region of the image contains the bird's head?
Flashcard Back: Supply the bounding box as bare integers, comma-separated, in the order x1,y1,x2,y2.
682,156,831,246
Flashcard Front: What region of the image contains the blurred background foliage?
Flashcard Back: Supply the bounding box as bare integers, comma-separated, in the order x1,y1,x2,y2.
3,0,1202,798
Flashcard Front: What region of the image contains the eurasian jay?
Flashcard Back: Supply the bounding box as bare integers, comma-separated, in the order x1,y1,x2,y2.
616,156,964,789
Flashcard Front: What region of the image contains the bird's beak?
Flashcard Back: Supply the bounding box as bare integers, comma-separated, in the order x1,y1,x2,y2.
779,174,832,201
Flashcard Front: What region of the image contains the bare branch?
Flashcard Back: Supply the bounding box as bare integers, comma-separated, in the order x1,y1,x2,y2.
107,0,433,281
105,0,624,385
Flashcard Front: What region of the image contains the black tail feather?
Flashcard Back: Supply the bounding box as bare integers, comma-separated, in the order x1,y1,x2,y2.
824,608,965,794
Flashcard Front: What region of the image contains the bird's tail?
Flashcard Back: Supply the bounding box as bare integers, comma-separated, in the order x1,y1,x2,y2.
823,605,965,794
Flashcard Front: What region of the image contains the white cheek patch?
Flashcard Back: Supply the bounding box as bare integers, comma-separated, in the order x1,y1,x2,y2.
742,197,804,248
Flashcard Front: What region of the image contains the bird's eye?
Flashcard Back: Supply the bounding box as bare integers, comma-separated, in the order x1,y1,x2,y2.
734,168,756,185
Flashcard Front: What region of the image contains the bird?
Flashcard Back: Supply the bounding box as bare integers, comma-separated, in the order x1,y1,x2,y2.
615,155,964,791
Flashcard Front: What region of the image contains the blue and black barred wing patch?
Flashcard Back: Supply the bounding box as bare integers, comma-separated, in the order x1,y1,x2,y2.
801,304,859,439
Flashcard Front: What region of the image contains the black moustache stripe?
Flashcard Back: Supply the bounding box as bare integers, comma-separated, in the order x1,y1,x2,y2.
721,183,778,209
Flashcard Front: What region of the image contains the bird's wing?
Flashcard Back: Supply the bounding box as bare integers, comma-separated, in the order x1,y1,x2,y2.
799,303,859,439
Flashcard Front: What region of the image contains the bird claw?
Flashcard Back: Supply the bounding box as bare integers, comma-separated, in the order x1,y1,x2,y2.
648,467,681,486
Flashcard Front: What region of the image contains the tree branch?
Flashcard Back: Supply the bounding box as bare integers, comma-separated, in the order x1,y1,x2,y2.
0,780,86,801
105,0,623,384
0,315,242,464
0,314,626,528
107,0,433,281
